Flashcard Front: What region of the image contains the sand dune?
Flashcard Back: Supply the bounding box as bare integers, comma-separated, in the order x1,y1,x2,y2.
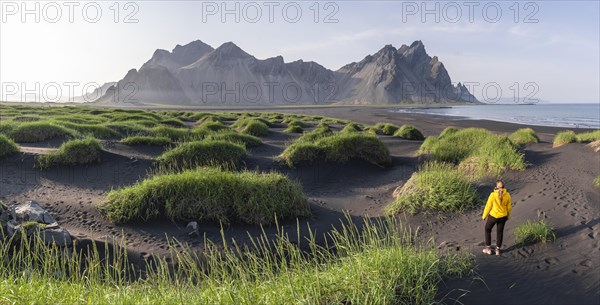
1,106,598,304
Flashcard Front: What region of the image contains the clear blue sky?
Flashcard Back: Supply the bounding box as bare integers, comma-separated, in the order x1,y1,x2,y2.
1,1,598,102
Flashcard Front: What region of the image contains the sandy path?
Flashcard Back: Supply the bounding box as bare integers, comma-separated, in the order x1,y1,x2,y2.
435,142,599,305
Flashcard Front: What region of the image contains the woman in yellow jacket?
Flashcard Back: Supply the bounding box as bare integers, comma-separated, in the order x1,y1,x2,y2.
482,180,512,255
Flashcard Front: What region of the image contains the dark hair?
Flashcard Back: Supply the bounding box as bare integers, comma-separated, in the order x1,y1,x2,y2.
495,179,505,188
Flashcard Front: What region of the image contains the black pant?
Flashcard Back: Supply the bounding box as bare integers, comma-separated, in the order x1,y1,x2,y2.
485,215,508,247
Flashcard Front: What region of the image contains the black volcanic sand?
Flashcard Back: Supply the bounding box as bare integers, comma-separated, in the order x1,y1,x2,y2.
1,106,598,305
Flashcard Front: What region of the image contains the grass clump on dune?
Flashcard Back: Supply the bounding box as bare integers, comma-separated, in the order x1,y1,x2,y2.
576,130,600,143
363,126,379,135
101,112,161,123
204,131,262,147
418,128,525,179
0,215,473,305
374,123,400,135
101,166,309,224
418,136,439,155
0,135,20,158
595,175,600,188
386,162,480,215
8,121,75,142
439,127,459,139
233,117,273,128
295,125,333,143
281,133,391,168
239,120,269,137
160,118,185,128
283,125,304,133
284,119,309,128
53,121,118,139
197,120,230,132
12,115,42,122
552,130,577,147
509,128,539,145
514,220,556,245
0,121,19,134
156,140,247,169
121,136,172,146
35,138,103,169
394,125,424,140
553,130,600,147
151,126,191,141
191,121,231,139
103,122,151,136
340,123,362,133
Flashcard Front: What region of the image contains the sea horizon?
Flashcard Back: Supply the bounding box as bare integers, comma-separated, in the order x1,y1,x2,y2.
393,102,600,129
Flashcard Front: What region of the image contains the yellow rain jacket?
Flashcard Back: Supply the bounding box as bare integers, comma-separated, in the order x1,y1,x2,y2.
482,188,512,219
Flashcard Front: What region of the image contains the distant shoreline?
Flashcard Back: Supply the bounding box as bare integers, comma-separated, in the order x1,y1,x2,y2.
1,101,597,130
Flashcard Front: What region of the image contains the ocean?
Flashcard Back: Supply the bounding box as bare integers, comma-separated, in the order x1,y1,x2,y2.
392,103,600,129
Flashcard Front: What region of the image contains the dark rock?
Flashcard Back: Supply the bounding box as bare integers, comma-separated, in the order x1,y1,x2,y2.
13,200,55,224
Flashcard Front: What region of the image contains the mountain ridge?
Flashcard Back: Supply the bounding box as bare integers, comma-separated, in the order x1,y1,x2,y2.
95,40,478,105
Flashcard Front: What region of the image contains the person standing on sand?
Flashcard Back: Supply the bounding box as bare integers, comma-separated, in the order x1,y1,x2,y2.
482,180,512,256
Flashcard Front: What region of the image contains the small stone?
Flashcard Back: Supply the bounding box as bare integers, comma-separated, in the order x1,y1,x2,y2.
186,221,199,237
41,227,72,247
13,201,55,224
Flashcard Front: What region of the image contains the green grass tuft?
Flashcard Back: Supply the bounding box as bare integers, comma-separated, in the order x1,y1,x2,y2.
151,126,191,141
509,128,539,145
156,140,247,169
418,128,525,179
233,117,273,128
340,123,362,133
285,119,309,128
160,118,185,128
281,133,391,167
374,123,400,135
53,121,118,139
0,134,20,158
204,131,262,148
101,166,309,224
0,121,19,134
576,130,600,143
594,175,600,188
198,121,230,132
418,136,438,155
295,125,333,143
393,125,424,140
9,121,75,142
12,115,42,122
103,122,151,136
0,214,473,304
553,130,577,147
121,136,172,146
283,125,304,133
386,162,480,214
439,127,458,139
240,120,269,137
35,138,103,169
514,220,556,245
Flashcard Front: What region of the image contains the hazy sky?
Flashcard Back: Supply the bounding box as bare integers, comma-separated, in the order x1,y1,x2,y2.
1,1,599,103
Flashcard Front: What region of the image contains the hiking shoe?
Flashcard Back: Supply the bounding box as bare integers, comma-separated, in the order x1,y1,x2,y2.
482,246,493,255
495,247,501,256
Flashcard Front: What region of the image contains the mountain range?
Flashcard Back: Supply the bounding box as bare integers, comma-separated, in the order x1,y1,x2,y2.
93,40,478,105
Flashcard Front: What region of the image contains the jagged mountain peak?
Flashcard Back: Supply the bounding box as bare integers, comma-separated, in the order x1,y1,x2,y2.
211,42,252,58
401,40,428,60
143,40,214,71
410,40,424,48
173,40,211,53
